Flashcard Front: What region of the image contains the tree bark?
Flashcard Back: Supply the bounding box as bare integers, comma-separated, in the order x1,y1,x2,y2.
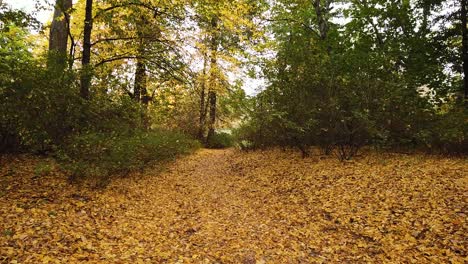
206,17,218,143
313,0,329,41
313,0,332,52
141,84,150,105
134,52,146,103
207,91,217,142
134,13,153,105
462,0,468,100
80,0,93,99
198,50,208,140
48,0,72,69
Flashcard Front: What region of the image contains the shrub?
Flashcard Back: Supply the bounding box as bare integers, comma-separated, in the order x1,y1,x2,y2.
0,27,84,153
57,130,200,186
206,132,234,149
417,105,467,154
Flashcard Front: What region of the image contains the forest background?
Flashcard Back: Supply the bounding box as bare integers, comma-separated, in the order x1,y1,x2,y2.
0,0,466,182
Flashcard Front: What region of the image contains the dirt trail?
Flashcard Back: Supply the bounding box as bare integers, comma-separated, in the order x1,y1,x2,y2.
1,148,466,263
103,148,272,262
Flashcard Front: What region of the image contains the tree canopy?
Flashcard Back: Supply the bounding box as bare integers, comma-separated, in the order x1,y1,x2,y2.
0,0,466,158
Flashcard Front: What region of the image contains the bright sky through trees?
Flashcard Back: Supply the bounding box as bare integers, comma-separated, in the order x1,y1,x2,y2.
4,0,52,23
3,0,264,95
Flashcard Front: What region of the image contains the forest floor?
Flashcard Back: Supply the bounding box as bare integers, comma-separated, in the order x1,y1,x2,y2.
0,149,466,263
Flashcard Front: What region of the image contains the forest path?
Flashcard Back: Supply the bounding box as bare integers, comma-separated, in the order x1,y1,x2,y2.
103,148,270,262
1,149,466,263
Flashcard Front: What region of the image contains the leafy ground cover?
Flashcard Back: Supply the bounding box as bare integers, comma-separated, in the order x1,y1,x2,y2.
0,149,466,263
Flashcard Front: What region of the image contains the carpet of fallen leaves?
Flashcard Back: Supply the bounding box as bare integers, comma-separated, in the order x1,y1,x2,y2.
0,149,467,263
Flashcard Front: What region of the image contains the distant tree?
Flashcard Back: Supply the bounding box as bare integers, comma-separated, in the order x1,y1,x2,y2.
237,0,467,158
192,0,267,143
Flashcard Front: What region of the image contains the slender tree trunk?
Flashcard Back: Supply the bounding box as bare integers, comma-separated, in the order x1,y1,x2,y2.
313,0,332,52
137,58,149,129
141,84,149,105
207,91,217,142
198,86,206,139
135,14,152,105
313,0,328,41
138,51,149,105
462,0,468,100
134,54,146,103
80,0,93,99
198,51,208,140
206,17,218,143
48,0,72,69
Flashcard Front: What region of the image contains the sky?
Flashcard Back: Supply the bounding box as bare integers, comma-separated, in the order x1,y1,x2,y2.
4,0,53,23
3,0,264,95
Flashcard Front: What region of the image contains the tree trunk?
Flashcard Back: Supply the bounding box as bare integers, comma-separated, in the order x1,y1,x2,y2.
313,0,332,52
462,0,468,100
206,17,218,143
198,51,208,140
141,85,150,105
134,54,146,103
313,0,328,41
420,3,430,35
80,0,93,99
48,0,72,69
207,91,217,142
198,86,206,139
134,14,152,105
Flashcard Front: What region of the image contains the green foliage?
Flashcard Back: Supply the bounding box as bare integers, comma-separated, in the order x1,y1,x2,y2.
0,24,84,153
416,105,468,154
1,0,465,173
206,132,234,149
237,0,466,160
34,162,54,178
58,130,200,185
151,84,200,137
0,7,201,186
0,24,148,154
0,4,41,31
86,95,147,134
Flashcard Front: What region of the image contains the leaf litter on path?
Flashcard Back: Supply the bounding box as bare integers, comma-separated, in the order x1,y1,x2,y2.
0,149,466,263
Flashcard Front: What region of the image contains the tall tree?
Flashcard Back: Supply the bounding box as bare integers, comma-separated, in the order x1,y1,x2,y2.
80,0,93,99
313,0,332,41
461,0,468,100
48,0,72,69
206,16,219,142
133,15,148,104
197,49,209,140
133,51,146,103
193,0,267,143
70,0,187,101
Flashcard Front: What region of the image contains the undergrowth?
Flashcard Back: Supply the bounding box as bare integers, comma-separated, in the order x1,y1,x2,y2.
57,130,200,187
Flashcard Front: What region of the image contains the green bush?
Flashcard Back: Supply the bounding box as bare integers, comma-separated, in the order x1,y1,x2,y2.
0,24,85,153
0,23,147,154
206,132,234,149
417,105,467,154
57,130,200,185
236,140,255,151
